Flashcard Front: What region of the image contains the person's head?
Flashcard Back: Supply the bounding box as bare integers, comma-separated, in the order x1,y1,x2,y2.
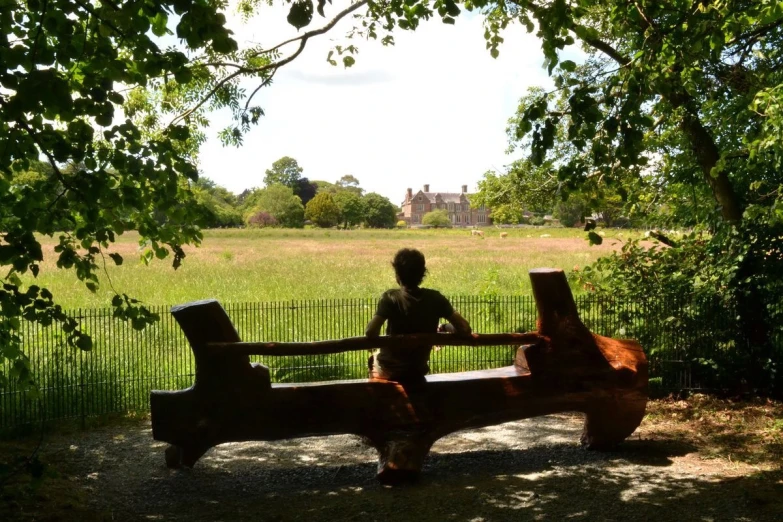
392,248,427,289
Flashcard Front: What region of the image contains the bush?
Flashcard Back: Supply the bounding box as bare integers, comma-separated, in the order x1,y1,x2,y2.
530,216,545,226
305,193,340,228
362,193,397,228
422,209,451,227
554,196,589,227
577,213,783,395
396,220,407,228
246,211,277,228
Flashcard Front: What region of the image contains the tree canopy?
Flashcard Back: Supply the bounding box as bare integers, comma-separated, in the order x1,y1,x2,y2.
333,191,366,228
3,0,783,393
264,156,304,189
305,192,341,227
243,183,305,228
362,192,398,228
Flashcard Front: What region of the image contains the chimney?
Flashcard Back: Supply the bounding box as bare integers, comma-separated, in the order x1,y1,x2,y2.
461,184,468,193
423,184,430,192
406,188,413,200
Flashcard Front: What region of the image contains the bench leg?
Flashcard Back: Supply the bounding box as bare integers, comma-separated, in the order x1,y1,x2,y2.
164,444,209,469
373,433,434,485
580,396,647,449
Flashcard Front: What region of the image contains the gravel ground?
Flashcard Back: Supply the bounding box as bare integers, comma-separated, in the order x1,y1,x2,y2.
18,413,780,522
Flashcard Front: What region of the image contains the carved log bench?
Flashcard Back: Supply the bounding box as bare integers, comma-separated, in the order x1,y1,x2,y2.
150,268,648,484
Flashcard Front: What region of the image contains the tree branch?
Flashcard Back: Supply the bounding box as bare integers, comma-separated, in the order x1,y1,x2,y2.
29,0,48,68
632,0,657,32
729,18,783,46
169,0,370,127
581,34,631,66
254,0,370,57
647,230,678,247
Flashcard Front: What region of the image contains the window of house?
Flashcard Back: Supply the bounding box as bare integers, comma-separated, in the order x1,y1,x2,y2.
418,195,422,201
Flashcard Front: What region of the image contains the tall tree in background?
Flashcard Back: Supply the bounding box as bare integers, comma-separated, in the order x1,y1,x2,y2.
191,177,243,228
333,191,366,228
264,156,304,188
336,174,364,196
263,156,319,205
3,0,782,392
294,178,319,206
243,184,305,228
362,193,397,229
305,192,341,227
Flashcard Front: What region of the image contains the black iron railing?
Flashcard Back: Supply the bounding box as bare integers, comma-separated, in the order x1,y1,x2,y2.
1,295,781,430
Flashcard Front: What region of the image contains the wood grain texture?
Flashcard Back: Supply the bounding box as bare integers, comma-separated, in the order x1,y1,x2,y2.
151,269,648,484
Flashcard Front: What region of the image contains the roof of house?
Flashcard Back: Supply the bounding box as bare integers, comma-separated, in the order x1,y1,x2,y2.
418,192,470,204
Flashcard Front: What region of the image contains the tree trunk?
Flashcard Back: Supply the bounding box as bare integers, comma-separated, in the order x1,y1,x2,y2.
664,88,743,222
677,111,743,222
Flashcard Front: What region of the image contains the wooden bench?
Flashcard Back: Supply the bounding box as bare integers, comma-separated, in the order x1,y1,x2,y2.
150,268,648,484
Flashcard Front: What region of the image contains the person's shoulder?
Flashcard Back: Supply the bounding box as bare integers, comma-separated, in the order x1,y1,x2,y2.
420,288,448,300
380,289,402,302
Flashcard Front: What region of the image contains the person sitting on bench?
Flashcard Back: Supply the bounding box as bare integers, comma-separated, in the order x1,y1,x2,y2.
365,248,472,383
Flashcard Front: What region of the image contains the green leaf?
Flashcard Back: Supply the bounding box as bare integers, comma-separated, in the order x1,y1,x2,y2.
109,253,123,266
342,56,355,68
287,0,314,30
316,0,329,17
151,12,169,37
560,60,577,72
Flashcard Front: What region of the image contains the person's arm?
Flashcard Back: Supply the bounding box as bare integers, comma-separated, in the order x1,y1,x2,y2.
443,311,472,335
365,315,386,338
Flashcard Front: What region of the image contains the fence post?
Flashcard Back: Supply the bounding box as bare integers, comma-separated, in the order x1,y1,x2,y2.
79,309,86,430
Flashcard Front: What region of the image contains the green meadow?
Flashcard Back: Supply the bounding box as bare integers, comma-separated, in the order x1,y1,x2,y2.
26,227,642,310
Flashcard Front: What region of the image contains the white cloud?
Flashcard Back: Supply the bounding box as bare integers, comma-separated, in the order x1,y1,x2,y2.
198,2,553,202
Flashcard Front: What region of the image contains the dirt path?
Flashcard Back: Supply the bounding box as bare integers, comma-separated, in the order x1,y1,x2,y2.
10,412,780,521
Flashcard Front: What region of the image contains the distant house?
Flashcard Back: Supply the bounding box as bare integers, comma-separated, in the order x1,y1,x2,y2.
399,184,491,226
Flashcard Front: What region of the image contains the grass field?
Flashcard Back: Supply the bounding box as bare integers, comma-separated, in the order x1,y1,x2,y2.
25,227,643,309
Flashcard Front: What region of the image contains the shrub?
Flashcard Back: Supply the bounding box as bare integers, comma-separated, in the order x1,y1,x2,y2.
305,193,341,228
422,209,451,227
247,211,277,228
577,213,783,395
396,220,407,228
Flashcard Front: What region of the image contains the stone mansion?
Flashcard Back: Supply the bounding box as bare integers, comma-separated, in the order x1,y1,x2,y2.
399,184,492,226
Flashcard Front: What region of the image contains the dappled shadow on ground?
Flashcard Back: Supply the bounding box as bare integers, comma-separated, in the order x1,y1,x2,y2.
14,415,783,521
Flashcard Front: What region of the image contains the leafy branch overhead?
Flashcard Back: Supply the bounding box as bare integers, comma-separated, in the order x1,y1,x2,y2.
3,0,783,397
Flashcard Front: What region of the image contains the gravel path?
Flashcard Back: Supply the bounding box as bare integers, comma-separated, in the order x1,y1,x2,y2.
33,413,782,521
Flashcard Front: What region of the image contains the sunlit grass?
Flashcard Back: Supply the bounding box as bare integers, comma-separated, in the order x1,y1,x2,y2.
26,227,640,309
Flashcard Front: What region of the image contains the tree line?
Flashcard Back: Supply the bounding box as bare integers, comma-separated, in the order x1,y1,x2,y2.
2,0,782,396
191,156,398,229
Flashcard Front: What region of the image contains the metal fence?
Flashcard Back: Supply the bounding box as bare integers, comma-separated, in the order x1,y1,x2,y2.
1,294,781,430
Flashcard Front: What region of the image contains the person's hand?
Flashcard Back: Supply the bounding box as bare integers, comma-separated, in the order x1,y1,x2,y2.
435,323,449,351
438,323,455,333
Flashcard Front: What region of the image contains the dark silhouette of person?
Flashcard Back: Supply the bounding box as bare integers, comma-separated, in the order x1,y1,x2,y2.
365,248,471,383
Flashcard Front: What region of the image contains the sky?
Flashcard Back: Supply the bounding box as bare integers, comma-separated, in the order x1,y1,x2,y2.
197,2,555,204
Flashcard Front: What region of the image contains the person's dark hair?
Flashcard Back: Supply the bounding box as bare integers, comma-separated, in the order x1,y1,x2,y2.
392,248,427,289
